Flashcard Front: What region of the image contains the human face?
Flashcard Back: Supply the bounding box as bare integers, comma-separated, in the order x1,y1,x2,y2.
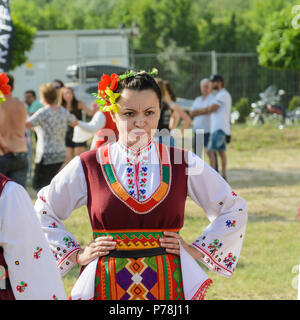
25,93,35,106
63,88,74,102
111,89,160,149
200,81,212,97
211,81,221,91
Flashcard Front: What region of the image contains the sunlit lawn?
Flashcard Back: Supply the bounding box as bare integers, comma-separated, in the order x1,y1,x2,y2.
29,124,300,299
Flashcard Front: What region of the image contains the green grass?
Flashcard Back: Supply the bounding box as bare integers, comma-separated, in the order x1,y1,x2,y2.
30,125,300,299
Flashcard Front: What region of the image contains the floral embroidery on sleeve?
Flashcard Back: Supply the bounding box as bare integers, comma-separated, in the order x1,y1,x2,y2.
34,247,43,259
49,222,58,228
223,253,237,269
226,220,236,228
208,239,223,256
16,281,27,293
63,236,77,248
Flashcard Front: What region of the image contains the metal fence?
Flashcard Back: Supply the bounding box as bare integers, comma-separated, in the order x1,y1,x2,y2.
134,51,300,108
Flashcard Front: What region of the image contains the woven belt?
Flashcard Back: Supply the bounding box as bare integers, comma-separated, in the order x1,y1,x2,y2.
108,247,166,258
93,229,179,258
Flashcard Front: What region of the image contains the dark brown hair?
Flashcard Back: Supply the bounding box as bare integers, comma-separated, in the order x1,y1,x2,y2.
116,72,162,108
58,87,80,116
164,80,177,102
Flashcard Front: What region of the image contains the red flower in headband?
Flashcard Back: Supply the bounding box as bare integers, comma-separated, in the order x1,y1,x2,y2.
98,73,119,92
98,74,111,92
0,73,11,95
110,73,119,91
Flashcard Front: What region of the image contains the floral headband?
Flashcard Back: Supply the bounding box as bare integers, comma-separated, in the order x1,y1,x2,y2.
0,73,11,105
92,68,158,113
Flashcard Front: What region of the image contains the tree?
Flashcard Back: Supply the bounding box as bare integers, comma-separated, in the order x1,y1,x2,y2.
10,15,36,70
257,5,300,89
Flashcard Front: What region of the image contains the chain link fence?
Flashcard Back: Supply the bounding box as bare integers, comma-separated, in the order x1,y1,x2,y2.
134,51,299,108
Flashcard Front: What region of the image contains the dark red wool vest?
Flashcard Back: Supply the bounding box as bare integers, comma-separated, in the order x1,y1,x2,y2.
0,174,15,300
80,144,188,230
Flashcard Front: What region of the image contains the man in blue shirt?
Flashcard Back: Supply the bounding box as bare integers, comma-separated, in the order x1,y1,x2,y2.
24,90,43,116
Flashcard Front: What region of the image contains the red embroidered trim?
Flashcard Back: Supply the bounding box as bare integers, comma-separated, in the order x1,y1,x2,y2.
57,247,81,267
191,278,213,300
192,243,233,276
118,139,153,155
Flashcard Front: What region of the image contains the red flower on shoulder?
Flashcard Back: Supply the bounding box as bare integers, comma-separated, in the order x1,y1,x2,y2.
0,73,11,95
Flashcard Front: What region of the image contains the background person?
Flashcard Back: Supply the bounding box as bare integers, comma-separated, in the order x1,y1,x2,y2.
52,79,64,98
190,75,231,181
164,80,191,134
0,74,28,189
58,86,95,166
72,108,119,150
154,78,177,147
26,83,78,192
24,90,43,184
190,78,215,158
24,90,43,116
207,74,232,180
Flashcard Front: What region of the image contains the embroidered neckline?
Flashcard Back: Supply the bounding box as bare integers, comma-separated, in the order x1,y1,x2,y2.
100,142,171,214
118,139,153,160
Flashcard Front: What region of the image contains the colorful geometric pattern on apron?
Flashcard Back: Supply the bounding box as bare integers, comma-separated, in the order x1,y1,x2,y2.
93,229,184,300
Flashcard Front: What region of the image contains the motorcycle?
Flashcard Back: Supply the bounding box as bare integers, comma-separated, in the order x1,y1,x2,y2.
249,85,287,125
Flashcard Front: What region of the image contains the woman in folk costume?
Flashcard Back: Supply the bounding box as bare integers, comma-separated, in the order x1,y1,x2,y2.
0,174,66,300
34,69,247,300
0,74,65,300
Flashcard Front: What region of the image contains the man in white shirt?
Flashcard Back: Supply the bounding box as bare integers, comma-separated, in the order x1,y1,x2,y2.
190,75,232,180
190,78,214,159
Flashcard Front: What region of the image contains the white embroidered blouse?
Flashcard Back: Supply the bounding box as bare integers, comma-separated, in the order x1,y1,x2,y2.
0,181,66,300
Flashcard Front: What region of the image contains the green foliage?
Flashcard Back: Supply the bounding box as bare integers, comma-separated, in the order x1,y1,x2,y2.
10,14,36,70
233,97,251,123
288,96,300,110
257,5,300,71
9,0,261,54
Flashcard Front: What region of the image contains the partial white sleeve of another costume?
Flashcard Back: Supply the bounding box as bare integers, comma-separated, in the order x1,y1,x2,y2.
34,156,88,276
73,111,106,143
187,151,248,278
0,182,66,300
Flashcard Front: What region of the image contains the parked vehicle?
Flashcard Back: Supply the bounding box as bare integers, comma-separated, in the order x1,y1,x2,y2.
249,85,287,125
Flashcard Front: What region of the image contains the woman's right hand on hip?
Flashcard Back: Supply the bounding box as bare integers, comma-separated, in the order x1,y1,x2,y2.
76,236,117,266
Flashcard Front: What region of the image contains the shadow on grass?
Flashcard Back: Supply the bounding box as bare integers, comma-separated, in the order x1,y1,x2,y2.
228,168,300,189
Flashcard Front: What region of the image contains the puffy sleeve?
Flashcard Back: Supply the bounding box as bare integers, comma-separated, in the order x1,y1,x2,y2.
187,151,248,278
73,111,106,143
34,156,88,276
77,111,106,132
0,182,66,300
